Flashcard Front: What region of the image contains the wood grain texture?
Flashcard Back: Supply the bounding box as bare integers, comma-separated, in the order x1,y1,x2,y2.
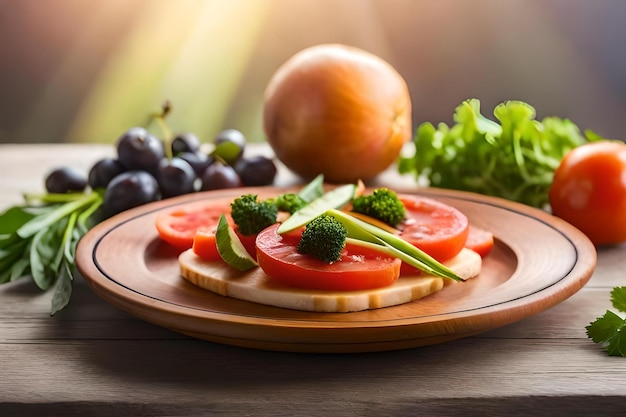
2,397,625,417
0,144,625,415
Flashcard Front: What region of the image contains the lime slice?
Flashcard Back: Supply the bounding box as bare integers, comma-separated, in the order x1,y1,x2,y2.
277,183,356,234
215,214,258,271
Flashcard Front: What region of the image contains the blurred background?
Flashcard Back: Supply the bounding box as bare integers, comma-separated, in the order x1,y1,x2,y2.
1,0,625,144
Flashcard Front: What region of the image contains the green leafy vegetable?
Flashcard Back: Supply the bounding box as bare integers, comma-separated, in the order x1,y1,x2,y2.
398,99,600,208
0,192,104,315
586,286,626,357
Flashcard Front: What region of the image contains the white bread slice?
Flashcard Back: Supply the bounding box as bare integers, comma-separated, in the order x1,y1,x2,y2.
179,248,482,313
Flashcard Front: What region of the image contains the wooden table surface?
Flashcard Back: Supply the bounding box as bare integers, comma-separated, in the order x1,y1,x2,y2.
1,143,625,416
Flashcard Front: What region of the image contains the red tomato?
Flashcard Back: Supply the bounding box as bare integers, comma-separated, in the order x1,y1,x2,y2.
256,224,401,291
192,228,221,261
193,225,259,261
401,224,493,275
465,225,494,258
235,230,260,259
397,196,469,262
549,141,626,246
155,200,231,249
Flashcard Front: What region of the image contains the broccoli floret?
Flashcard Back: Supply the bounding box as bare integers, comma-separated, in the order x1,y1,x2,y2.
297,214,347,263
351,188,406,227
230,194,278,235
274,192,307,214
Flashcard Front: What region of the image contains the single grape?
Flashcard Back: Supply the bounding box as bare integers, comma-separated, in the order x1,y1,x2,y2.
45,167,88,194
116,127,165,173
234,156,277,186
178,151,214,176
88,158,125,190
171,132,200,155
156,157,197,198
199,162,242,191
213,129,246,164
103,171,160,215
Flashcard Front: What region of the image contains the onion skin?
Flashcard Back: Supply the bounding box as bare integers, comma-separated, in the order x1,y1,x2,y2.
263,44,412,183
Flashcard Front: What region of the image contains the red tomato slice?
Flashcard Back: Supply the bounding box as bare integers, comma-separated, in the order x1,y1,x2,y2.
235,229,261,259
465,225,494,258
256,224,401,291
193,226,260,261
192,227,221,261
155,200,231,249
398,196,469,262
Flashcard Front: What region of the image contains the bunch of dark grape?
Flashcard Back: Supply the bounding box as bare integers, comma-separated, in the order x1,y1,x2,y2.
44,127,277,216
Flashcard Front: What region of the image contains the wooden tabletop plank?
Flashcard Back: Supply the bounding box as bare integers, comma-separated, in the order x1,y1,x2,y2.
0,275,617,341
0,338,624,404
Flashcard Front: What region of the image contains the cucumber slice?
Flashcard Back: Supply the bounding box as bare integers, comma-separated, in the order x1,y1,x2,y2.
215,214,258,271
277,183,356,234
297,174,324,203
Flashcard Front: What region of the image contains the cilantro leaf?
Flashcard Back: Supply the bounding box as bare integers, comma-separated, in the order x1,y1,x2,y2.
586,287,626,357
586,310,625,343
611,286,626,312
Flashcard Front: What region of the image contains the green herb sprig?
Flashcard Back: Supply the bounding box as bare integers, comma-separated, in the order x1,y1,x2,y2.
586,287,626,356
0,192,104,315
398,99,601,208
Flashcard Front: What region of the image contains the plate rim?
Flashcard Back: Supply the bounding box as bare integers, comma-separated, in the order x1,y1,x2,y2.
76,186,597,349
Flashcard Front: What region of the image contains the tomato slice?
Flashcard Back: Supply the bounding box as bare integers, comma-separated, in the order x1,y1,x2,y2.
155,200,231,249
191,227,221,260
256,224,401,291
235,229,261,259
397,196,469,262
191,217,261,261
465,225,494,258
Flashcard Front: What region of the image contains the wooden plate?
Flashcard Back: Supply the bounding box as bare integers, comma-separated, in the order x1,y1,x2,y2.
76,187,597,353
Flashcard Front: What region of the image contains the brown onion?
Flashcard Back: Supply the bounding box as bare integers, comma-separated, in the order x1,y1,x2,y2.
263,44,412,183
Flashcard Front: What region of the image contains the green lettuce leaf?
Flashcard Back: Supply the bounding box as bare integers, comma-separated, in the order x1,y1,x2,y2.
399,99,599,208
